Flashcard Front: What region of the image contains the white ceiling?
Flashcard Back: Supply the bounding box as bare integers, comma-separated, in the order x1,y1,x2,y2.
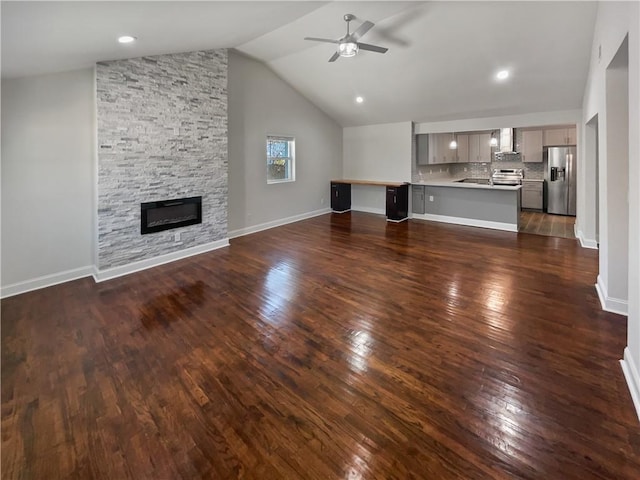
2,1,598,127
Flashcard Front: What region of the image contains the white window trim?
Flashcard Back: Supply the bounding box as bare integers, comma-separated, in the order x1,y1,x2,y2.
266,134,296,184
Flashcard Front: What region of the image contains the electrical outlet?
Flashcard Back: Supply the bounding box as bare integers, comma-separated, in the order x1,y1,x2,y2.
321,197,325,205
429,195,434,202
174,232,181,242
464,167,467,172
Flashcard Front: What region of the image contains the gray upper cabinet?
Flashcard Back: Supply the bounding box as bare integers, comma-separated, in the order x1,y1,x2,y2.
520,129,543,163
543,126,577,146
416,134,430,165
468,133,492,162
456,134,469,163
417,133,457,164
416,130,495,164
429,133,457,164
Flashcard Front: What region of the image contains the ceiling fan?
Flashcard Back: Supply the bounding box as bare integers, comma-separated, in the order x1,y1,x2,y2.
304,14,389,62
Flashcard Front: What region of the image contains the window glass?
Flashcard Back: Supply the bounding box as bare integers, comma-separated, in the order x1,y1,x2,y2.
267,136,295,183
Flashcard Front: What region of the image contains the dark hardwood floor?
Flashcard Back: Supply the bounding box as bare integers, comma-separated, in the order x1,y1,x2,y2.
2,212,638,479
519,210,576,239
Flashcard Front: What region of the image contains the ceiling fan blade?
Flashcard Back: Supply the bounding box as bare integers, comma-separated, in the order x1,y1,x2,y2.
357,42,389,54
304,37,339,44
351,20,374,41
328,51,340,62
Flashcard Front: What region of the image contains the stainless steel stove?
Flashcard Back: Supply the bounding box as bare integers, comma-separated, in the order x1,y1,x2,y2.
491,168,523,186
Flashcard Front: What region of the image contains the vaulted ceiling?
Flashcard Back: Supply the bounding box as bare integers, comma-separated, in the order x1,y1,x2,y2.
1,1,598,126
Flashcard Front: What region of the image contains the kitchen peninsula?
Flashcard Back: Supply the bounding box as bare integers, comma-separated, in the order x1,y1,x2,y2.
411,179,522,232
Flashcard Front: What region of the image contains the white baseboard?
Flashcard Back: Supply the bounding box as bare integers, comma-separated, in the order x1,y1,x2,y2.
227,208,331,239
412,213,518,233
351,206,385,216
595,275,628,316
3,208,333,294
575,226,598,249
93,239,229,282
1,265,94,299
621,347,640,422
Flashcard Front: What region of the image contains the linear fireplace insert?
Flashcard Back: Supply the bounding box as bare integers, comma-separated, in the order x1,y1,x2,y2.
141,196,202,234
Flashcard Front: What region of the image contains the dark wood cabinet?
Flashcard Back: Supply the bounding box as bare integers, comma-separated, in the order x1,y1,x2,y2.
386,184,409,222
331,182,351,212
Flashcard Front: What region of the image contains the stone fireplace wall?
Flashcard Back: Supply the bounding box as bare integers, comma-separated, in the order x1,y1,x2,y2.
96,49,227,270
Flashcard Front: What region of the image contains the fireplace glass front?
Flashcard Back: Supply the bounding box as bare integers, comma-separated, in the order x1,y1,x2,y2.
141,196,202,234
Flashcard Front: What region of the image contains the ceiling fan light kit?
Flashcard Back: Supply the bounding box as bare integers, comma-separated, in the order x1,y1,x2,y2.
304,13,388,62
338,42,358,57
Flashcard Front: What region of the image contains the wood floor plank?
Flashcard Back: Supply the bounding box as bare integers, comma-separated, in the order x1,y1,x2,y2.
2,212,638,479
520,210,576,239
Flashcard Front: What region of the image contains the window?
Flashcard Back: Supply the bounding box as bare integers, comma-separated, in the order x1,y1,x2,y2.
266,135,295,183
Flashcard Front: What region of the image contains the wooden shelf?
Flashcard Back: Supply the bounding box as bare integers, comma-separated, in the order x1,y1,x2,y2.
331,179,409,187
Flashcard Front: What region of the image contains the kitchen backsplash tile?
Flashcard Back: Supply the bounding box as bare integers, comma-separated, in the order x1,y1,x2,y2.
413,159,544,182
494,152,521,162
465,163,492,178
413,165,453,182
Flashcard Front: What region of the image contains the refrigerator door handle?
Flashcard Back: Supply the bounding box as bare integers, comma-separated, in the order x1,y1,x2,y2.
566,157,570,213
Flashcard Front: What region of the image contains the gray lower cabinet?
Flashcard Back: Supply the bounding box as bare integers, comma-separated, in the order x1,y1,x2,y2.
412,185,425,214
521,181,543,210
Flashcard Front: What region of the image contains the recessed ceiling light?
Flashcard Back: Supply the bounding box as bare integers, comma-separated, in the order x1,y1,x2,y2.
496,70,509,80
355,96,364,103
118,35,137,44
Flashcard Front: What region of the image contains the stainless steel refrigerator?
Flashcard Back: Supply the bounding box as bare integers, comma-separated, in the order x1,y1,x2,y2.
546,146,577,216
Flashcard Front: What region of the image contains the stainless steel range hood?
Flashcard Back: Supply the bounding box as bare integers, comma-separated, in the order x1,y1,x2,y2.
499,128,516,153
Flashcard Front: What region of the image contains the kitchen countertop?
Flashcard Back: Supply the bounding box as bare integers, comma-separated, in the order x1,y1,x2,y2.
412,178,522,191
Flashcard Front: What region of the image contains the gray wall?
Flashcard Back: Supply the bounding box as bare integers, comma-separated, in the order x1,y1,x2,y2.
424,186,520,225
1,69,95,287
96,50,228,269
227,51,342,234
1,49,343,293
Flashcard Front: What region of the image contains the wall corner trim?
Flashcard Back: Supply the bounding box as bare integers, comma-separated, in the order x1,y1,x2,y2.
595,275,629,316
575,226,599,249
0,266,95,299
621,348,640,422
228,208,331,239
93,239,229,283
